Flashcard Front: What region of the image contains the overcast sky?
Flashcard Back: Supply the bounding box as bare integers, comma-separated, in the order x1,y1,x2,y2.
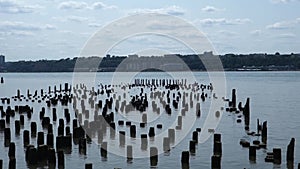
0,0,300,61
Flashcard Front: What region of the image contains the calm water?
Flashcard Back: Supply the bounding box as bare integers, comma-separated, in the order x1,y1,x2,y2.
0,72,299,169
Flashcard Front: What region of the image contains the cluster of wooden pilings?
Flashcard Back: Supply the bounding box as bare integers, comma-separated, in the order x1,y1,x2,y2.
225,88,298,168
70,79,215,168
0,78,298,168
0,79,221,168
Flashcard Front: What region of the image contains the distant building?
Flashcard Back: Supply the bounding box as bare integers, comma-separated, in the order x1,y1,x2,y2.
0,55,5,65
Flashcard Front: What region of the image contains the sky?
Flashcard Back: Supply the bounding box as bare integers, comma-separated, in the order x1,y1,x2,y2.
0,0,300,61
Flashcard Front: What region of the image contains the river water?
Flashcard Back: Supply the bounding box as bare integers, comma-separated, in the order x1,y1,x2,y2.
0,71,299,169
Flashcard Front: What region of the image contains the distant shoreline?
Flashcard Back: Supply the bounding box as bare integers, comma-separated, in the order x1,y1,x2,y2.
1,53,300,72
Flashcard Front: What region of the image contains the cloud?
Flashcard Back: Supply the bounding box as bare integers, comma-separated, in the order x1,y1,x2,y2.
266,21,293,29
276,33,296,38
58,1,117,10
250,30,262,36
146,19,189,30
266,18,300,30
201,6,222,12
91,2,117,9
88,23,102,28
130,6,186,16
218,30,238,37
0,0,41,14
58,1,88,10
196,18,251,26
0,21,56,31
52,15,89,23
67,16,89,22
0,30,34,36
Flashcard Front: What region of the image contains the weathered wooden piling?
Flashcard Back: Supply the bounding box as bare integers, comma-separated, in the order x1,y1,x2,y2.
130,125,136,138
196,102,201,117
37,132,44,146
79,138,87,155
47,133,54,148
15,120,20,134
211,155,221,169
58,126,64,136
243,98,250,127
20,115,24,126
286,138,295,164
8,142,15,159
101,142,107,158
85,163,92,169
52,108,57,121
26,146,37,165
9,158,16,169
163,137,170,152
262,121,267,144
192,131,198,143
30,122,37,137
189,140,196,154
181,151,190,168
142,113,147,123
97,129,103,144
273,148,282,165
57,150,65,168
231,89,236,108
4,128,11,147
37,145,49,162
177,116,182,129
23,130,30,147
150,147,158,166
127,145,133,161
119,131,126,147
168,129,175,144
109,122,115,138
5,113,10,124
0,119,5,130
148,127,155,138
213,142,222,156
48,148,56,167
249,146,256,162
141,134,148,150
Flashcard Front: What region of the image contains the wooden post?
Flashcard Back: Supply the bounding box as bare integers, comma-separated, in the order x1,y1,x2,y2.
14,120,20,134
189,140,196,154
85,163,92,169
211,155,221,169
141,134,148,150
168,129,175,144
262,121,267,144
273,148,282,165
181,151,189,168
37,132,44,146
119,131,125,147
163,137,170,152
4,128,11,147
8,142,15,159
101,142,107,158
127,145,133,161
249,146,256,162
286,138,295,164
57,150,64,168
30,122,37,137
130,125,136,138
150,147,158,166
48,148,56,168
